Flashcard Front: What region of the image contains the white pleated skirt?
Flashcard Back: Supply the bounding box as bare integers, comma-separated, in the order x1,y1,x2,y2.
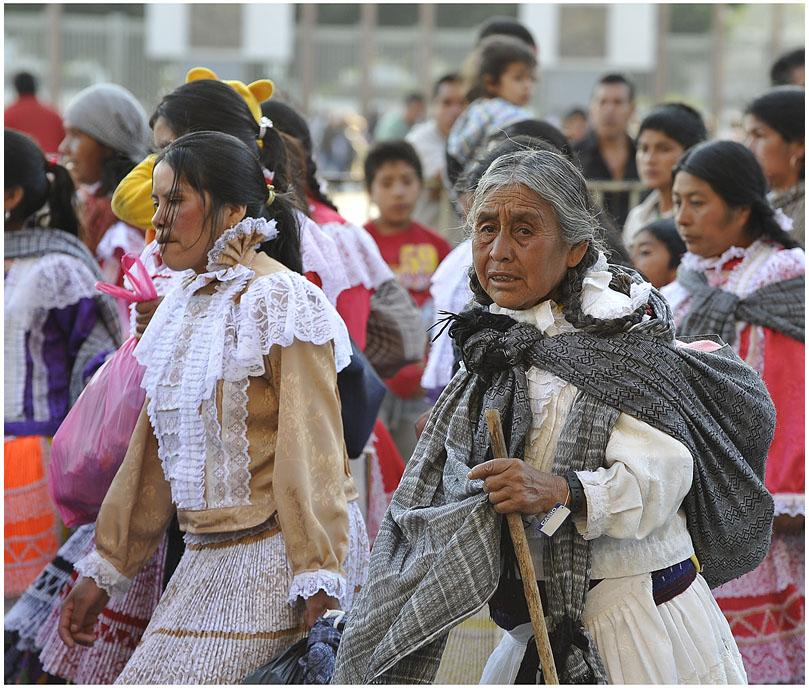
481,572,748,685
115,501,369,685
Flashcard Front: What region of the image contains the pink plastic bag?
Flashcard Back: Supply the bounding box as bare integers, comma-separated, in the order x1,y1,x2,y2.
49,253,157,527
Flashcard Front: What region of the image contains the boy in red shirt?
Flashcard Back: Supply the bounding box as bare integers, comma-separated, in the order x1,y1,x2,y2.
363,140,451,460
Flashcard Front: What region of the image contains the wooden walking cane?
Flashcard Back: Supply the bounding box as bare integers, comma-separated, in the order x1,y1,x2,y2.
485,409,559,685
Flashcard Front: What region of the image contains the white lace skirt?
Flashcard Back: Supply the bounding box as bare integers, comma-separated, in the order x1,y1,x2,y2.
115,502,369,685
481,572,747,685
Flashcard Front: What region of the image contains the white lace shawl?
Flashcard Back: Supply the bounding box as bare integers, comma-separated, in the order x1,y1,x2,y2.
5,253,101,423
133,230,351,511
318,220,394,290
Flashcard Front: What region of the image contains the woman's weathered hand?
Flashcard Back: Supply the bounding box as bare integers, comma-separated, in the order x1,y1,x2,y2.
467,459,567,515
57,576,110,648
134,297,163,338
304,589,341,630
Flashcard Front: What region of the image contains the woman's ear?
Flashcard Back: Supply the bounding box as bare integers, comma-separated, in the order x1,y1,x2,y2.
222,204,247,229
4,186,24,214
567,240,589,268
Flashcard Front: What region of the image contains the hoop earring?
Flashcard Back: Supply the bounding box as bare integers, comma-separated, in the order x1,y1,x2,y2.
4,209,10,222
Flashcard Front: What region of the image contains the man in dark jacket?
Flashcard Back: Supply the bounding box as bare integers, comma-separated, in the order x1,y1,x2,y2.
574,73,638,227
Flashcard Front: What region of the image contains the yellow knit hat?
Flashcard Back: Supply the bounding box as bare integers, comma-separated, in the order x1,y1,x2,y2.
185,67,274,123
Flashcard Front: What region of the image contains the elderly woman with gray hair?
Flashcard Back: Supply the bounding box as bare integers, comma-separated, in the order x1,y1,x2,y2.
333,149,777,684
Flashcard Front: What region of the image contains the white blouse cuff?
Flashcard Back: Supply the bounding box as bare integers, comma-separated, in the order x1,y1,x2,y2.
573,471,609,540
74,549,133,599
287,569,347,605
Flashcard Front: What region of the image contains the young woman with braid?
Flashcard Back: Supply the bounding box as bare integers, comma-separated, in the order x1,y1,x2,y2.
662,140,805,685
334,149,776,684
57,131,366,683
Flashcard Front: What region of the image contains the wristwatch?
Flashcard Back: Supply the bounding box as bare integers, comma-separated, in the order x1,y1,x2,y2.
565,470,585,513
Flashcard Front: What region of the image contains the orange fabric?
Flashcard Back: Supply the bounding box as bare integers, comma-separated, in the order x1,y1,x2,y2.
4,436,59,595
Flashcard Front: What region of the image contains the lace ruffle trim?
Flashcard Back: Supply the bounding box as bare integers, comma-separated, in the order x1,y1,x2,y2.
681,245,750,273
287,569,348,605
205,217,277,271
5,253,100,325
319,221,394,290
774,493,805,517
74,549,133,598
297,211,351,306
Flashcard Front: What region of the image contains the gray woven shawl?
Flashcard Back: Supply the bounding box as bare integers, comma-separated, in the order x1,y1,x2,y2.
676,267,805,345
5,229,123,402
333,271,775,685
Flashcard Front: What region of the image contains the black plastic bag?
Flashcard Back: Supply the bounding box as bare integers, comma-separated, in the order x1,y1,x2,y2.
241,637,307,684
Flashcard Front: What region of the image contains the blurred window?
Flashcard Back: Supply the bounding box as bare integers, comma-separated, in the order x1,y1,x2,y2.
559,5,607,58
190,4,242,49
436,4,518,29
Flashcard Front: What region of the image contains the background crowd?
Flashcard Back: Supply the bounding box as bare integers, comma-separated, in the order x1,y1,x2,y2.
4,7,805,687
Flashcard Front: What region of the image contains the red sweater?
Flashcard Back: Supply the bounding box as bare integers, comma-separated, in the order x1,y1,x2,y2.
5,96,66,155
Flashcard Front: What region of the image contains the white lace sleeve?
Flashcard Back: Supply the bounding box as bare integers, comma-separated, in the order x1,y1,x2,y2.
287,569,348,605
74,549,133,598
232,271,353,376
319,221,394,290
296,211,351,306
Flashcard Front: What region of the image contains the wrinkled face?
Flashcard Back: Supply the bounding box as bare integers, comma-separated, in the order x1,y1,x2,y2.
151,160,214,273
590,83,634,139
490,61,537,108
58,125,109,186
631,229,678,290
369,160,423,229
744,114,804,191
433,81,465,136
152,115,178,151
672,171,751,259
636,129,685,191
471,184,587,310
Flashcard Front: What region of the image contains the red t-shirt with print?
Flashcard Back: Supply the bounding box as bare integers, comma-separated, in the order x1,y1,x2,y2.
364,220,451,398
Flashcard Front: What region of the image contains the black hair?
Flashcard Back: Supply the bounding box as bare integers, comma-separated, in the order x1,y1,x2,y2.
477,16,536,48
154,131,302,273
13,72,36,96
746,86,806,176
432,73,461,100
770,48,804,86
150,80,295,206
637,102,708,151
404,92,425,105
564,107,587,121
261,99,339,213
636,218,686,269
363,139,423,191
5,129,80,236
593,73,635,102
673,140,801,250
501,119,572,158
464,34,537,102
99,150,138,197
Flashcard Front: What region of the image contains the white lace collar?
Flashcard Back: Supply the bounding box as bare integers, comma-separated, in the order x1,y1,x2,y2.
205,216,278,272
680,243,752,274
489,253,652,336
